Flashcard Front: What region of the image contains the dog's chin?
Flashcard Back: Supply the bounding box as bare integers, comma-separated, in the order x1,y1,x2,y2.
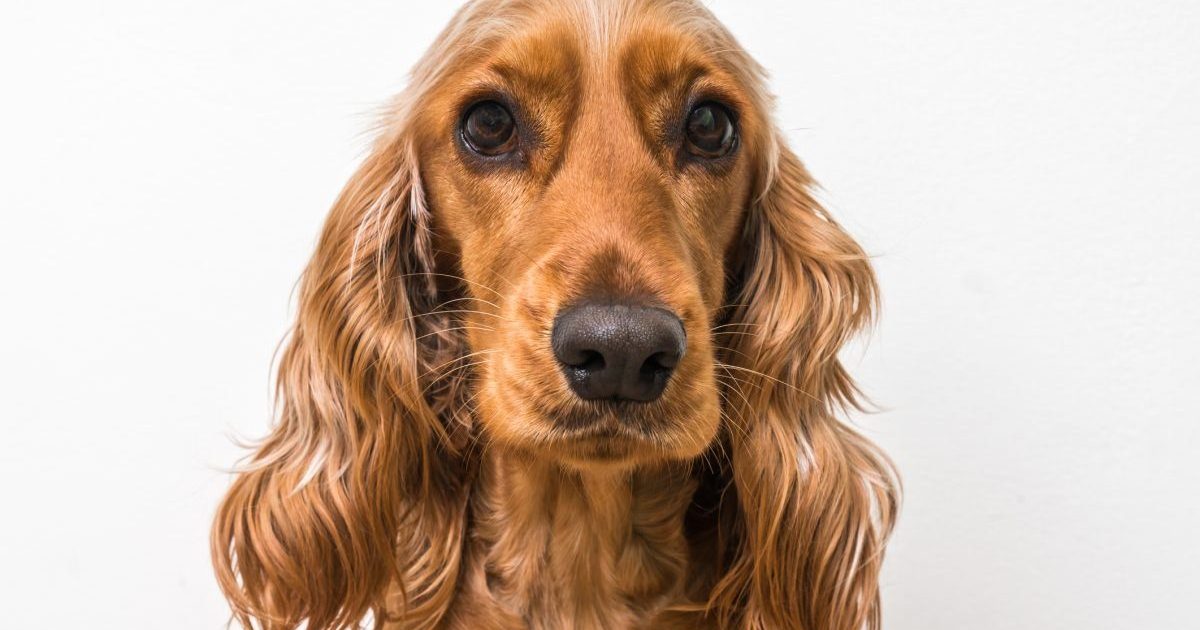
552,433,648,470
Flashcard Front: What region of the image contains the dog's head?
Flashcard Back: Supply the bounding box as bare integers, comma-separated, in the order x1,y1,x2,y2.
213,2,898,628
411,4,772,467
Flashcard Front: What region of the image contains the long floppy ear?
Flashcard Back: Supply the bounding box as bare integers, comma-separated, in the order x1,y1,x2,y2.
711,142,900,630
210,132,469,629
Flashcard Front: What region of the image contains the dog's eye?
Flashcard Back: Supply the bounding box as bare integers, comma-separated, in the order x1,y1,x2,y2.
462,101,517,156
685,103,736,158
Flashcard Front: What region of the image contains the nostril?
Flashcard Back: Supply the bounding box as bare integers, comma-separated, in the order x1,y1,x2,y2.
639,351,678,378
652,349,681,370
576,350,606,372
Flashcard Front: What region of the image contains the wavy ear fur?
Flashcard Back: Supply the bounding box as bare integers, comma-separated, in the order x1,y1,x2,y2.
211,133,470,629
711,142,900,629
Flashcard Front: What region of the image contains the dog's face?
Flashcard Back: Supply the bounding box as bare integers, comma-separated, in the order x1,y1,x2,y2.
411,7,763,468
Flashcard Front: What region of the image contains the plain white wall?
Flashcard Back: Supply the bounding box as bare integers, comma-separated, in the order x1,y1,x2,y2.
1,1,1197,628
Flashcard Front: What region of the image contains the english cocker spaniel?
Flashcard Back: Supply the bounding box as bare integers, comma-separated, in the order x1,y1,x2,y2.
212,1,899,628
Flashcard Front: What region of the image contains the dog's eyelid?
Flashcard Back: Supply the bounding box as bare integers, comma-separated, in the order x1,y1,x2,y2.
683,72,743,114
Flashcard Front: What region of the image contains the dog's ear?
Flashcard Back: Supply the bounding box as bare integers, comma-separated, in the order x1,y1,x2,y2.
712,142,900,629
211,133,466,629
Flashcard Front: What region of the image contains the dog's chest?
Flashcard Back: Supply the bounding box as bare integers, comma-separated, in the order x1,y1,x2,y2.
436,519,693,629
412,458,706,629
440,562,696,630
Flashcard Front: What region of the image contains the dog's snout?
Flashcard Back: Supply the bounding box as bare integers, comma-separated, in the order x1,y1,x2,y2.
551,303,686,403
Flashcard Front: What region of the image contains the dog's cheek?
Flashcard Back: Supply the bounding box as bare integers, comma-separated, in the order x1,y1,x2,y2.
682,361,724,458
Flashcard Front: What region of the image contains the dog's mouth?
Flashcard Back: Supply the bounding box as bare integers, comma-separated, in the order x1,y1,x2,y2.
548,400,668,434
476,351,721,467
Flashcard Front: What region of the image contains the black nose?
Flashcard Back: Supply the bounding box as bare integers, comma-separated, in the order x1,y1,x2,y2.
551,303,686,403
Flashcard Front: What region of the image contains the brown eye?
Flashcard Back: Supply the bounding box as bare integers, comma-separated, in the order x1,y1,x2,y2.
462,101,516,155
685,102,736,158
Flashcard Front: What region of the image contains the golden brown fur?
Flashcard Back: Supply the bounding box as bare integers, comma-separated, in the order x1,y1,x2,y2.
211,1,899,628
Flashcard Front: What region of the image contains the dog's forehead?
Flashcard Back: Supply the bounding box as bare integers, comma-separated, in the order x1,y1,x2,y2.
479,0,726,98
490,0,709,53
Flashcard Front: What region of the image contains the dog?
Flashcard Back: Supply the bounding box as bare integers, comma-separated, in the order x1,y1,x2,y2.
211,1,898,628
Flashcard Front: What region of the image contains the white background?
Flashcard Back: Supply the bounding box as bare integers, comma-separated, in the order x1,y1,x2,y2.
2,1,1197,628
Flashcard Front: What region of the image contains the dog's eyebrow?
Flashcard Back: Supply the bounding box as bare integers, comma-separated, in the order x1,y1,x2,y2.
618,38,711,101
488,59,574,98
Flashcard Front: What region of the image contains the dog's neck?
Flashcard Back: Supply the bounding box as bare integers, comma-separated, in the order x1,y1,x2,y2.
467,450,697,628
